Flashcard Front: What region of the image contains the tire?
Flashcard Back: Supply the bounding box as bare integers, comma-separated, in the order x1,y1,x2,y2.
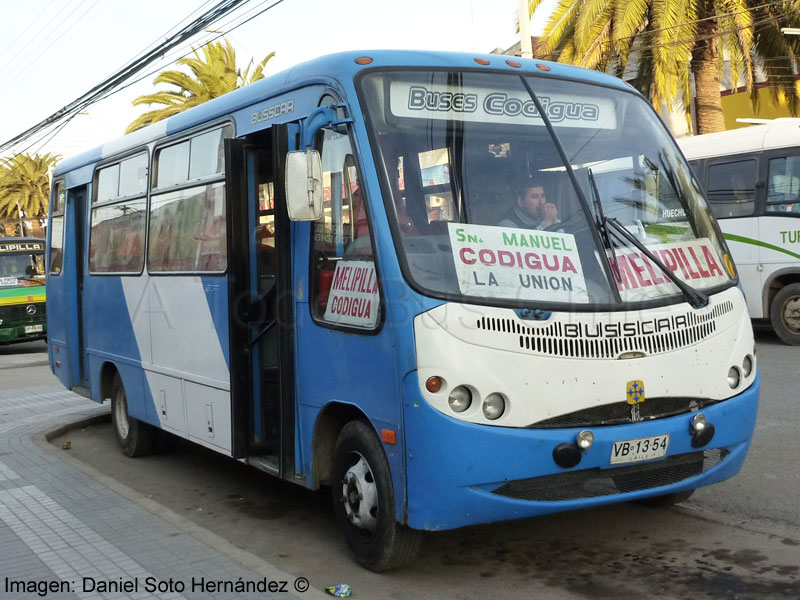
770,283,800,345
110,373,155,457
331,421,422,572
636,488,695,507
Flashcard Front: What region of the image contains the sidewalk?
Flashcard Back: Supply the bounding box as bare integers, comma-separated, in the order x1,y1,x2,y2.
0,365,325,599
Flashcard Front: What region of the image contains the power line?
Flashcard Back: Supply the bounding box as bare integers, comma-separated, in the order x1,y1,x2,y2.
2,0,109,92
537,8,798,64
80,0,287,124
0,0,257,155
0,0,83,79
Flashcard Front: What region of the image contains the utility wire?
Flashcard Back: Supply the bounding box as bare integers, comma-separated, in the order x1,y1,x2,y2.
61,0,287,136
0,0,255,155
0,0,83,78
2,0,108,92
537,8,798,63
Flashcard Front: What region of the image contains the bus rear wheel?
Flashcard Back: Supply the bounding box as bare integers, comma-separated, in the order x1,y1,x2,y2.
331,421,421,572
111,373,155,457
770,283,800,345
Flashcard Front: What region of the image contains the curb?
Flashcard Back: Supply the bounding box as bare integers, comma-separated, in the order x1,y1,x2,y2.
36,414,330,600
0,359,50,370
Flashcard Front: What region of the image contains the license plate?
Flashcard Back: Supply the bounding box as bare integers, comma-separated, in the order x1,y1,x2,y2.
610,434,670,465
24,324,43,334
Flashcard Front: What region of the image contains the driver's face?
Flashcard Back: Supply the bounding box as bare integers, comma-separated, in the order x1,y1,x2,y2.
519,186,546,218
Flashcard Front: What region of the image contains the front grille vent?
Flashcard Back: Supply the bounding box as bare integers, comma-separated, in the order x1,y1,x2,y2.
476,300,734,359
0,302,46,326
491,449,729,502
529,397,720,428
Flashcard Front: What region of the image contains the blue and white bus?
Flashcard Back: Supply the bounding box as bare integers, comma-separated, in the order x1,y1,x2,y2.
47,50,759,571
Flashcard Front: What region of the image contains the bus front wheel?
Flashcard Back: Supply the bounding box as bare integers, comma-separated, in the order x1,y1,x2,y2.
111,373,155,458
331,421,421,572
771,283,800,345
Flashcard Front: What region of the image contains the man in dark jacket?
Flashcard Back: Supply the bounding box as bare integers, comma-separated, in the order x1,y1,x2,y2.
498,185,560,230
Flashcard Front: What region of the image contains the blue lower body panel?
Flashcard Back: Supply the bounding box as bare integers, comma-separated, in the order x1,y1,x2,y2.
403,372,759,531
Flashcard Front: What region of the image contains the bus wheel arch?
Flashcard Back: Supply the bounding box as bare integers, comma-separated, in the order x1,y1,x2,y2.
99,361,119,405
312,402,368,488
109,370,155,457
330,419,421,571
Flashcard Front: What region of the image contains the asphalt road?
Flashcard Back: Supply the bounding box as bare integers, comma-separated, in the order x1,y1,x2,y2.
6,330,799,599
691,324,800,526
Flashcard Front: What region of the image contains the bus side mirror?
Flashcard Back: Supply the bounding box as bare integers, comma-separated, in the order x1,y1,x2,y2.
285,150,323,221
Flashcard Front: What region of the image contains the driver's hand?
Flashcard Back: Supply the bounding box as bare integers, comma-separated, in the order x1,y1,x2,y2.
541,203,559,227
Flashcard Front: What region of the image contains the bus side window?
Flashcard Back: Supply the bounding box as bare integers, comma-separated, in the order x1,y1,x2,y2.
766,156,800,214
48,181,66,276
310,130,380,330
148,126,231,273
688,160,704,185
706,159,757,219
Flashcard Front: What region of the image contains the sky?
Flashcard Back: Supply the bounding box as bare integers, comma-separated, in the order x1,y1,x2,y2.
0,0,557,161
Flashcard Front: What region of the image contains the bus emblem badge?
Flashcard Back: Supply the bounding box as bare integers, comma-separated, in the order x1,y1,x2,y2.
626,380,645,422
26,305,37,315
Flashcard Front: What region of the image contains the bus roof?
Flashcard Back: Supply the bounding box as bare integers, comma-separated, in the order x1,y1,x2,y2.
53,49,631,177
678,118,800,160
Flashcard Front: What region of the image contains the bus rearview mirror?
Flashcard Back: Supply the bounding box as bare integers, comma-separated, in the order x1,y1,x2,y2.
285,150,323,221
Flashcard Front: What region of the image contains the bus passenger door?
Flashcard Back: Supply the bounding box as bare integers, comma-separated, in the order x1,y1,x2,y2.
226,129,294,477
68,185,90,387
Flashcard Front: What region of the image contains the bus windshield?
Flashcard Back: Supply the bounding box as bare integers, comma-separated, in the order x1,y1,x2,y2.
359,70,733,308
0,248,45,286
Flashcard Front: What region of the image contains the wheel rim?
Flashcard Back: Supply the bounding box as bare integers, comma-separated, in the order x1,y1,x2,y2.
114,387,130,440
781,295,800,334
341,452,379,535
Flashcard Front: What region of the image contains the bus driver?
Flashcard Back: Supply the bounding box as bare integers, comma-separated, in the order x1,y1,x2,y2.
499,185,560,230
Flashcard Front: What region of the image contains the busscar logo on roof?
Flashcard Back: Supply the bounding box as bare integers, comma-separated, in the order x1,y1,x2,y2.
251,99,294,124
406,85,601,123
0,243,43,252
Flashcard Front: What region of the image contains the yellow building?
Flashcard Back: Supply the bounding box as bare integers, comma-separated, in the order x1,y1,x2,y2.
721,83,800,130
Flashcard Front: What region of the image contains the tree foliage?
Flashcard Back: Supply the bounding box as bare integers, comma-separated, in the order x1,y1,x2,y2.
527,0,800,133
0,153,59,219
126,39,275,133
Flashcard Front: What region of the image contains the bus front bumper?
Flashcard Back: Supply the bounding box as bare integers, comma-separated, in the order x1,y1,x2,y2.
0,322,47,344
403,372,759,531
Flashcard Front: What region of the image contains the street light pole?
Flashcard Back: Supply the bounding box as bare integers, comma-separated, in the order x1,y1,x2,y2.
519,0,533,59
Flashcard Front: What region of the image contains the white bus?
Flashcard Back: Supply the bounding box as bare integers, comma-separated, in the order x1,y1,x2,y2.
679,119,800,344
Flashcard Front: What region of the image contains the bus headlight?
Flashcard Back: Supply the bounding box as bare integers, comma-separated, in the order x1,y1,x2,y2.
742,355,753,378
482,393,505,420
727,366,741,389
576,430,594,450
448,386,472,413
690,413,707,433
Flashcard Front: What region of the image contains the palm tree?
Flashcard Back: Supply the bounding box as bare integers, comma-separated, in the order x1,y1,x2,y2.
0,153,59,226
526,0,800,133
126,39,275,133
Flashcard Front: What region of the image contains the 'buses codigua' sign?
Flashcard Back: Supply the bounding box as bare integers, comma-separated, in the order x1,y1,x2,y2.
390,82,617,129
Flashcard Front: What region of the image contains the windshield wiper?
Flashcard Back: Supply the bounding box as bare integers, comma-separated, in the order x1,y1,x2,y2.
587,168,618,270
603,216,709,309
586,168,707,308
